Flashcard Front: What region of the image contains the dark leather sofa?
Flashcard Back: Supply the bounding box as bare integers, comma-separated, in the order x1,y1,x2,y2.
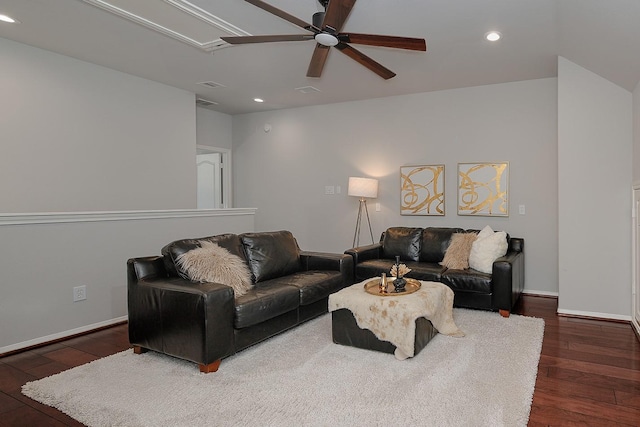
345,227,524,317
127,230,353,373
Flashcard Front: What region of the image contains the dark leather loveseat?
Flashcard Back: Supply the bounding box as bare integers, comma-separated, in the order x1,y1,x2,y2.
127,230,353,373
345,227,524,317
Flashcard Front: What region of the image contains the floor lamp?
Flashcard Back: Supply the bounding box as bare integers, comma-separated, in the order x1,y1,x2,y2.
348,176,379,248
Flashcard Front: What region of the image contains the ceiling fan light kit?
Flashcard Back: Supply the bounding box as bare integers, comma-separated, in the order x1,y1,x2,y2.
315,33,339,47
220,0,426,79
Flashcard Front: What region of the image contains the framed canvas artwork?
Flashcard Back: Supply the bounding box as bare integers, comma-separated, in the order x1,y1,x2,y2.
400,165,445,216
457,162,509,216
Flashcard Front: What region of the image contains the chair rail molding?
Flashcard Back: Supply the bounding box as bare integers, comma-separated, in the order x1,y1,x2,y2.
0,208,257,226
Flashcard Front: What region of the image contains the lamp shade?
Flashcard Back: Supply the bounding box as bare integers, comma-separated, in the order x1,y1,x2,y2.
348,177,378,198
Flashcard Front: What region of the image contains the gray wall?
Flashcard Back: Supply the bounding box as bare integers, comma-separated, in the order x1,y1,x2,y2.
0,39,251,352
233,78,559,295
0,210,256,353
0,37,197,213
558,57,632,319
197,107,233,150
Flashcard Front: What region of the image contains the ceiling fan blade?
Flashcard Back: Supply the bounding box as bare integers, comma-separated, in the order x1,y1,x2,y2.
245,0,312,29
335,43,396,79
323,0,357,32
307,44,331,78
340,33,426,51
222,34,314,44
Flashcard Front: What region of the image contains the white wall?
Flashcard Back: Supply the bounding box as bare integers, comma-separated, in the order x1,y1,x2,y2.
558,57,632,319
197,107,233,150
0,39,252,352
0,37,196,213
233,78,559,295
0,210,256,353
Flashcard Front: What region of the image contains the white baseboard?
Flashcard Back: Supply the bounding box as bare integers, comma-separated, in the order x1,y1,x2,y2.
557,308,632,322
0,316,128,355
522,289,559,297
632,319,640,337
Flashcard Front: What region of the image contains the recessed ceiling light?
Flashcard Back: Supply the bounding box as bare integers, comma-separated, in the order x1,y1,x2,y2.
485,31,502,42
254,98,264,103
0,14,19,23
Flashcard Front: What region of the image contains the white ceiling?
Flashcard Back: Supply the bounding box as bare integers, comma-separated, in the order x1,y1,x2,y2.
1,0,639,115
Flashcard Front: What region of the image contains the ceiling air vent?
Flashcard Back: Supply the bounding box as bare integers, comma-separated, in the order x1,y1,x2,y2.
196,97,218,106
197,81,226,89
295,86,321,94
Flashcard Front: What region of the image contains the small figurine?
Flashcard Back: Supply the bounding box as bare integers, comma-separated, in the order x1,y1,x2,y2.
390,256,411,292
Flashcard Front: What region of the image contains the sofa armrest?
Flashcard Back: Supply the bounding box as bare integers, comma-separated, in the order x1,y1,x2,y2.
300,251,354,285
127,256,167,282
344,243,383,264
491,241,525,313
127,258,235,365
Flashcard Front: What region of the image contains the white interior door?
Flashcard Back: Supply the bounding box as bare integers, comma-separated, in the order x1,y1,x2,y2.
197,153,222,209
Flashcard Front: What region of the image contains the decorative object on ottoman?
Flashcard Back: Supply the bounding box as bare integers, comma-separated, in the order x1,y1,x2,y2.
390,255,411,292
364,277,421,296
379,273,388,293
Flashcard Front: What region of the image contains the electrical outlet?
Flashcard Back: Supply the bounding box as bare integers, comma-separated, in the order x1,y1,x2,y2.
324,185,335,195
73,285,86,302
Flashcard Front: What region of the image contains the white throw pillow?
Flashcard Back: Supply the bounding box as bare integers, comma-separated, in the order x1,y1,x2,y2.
176,240,253,297
476,225,495,240
468,227,508,274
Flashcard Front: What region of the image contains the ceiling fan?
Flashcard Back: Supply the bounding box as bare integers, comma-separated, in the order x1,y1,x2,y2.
220,0,427,80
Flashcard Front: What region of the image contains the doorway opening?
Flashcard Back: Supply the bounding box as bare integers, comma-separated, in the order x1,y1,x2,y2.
196,145,232,209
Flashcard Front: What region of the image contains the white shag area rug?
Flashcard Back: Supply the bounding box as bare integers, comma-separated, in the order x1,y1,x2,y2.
22,309,544,427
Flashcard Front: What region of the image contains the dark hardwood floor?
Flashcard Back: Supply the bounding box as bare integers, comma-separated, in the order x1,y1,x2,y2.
0,295,638,426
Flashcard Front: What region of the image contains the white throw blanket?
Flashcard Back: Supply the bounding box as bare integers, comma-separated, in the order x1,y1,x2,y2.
329,279,465,359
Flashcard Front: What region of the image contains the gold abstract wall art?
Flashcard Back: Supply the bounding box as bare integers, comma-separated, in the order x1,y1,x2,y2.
458,162,509,216
400,165,445,216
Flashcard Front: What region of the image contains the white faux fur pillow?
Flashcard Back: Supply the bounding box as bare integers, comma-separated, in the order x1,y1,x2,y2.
468,226,508,274
176,241,253,297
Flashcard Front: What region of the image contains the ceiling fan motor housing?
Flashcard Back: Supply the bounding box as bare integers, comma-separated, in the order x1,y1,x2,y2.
312,11,325,29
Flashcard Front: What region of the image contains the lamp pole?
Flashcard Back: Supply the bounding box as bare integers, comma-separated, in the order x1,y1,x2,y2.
353,197,375,248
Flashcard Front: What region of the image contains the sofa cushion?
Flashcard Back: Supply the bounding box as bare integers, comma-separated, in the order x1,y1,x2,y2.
276,270,345,305
468,226,508,274
240,230,301,283
233,281,300,329
175,241,253,297
382,227,422,261
440,232,478,269
161,234,245,279
420,227,465,262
